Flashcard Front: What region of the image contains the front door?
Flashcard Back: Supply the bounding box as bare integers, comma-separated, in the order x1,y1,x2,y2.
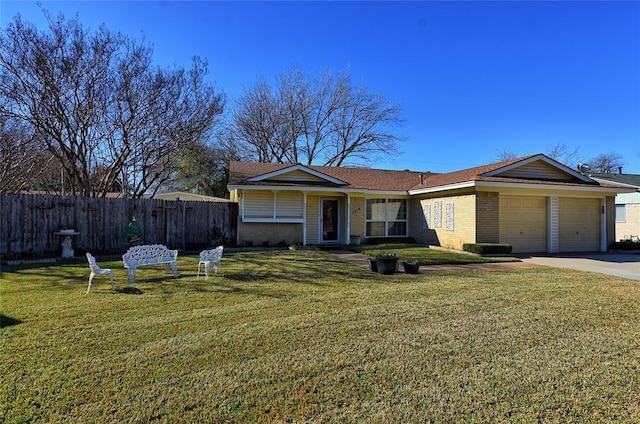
321,199,339,242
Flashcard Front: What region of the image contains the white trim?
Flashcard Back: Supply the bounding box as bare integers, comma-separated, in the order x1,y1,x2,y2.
319,198,341,243
484,154,595,183
590,177,640,189
302,192,308,246
408,181,476,195
364,198,408,238
247,164,347,185
346,194,351,243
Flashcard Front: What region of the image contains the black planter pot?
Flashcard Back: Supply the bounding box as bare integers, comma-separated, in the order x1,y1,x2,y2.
402,261,420,274
369,258,378,272
376,257,398,275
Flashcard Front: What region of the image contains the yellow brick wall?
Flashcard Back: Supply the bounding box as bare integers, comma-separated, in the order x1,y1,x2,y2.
615,199,639,241
476,192,500,243
408,198,439,245
413,194,477,250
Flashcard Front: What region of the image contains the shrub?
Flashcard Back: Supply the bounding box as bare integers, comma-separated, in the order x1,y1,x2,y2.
610,240,640,250
375,252,398,259
463,243,513,255
211,226,229,246
365,236,416,245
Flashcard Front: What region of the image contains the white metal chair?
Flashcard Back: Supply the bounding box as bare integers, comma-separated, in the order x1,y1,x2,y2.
197,246,223,279
86,252,115,294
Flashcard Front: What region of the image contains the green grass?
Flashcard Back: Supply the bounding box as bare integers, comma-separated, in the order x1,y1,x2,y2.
363,246,520,264
2,250,640,422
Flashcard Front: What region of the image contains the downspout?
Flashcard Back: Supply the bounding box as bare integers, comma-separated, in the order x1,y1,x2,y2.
346,193,351,244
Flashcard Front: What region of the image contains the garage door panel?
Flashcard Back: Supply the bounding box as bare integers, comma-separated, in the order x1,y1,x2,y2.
559,198,600,252
499,196,547,253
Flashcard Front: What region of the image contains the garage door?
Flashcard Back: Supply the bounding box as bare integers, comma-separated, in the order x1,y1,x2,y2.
499,196,547,253
559,198,601,252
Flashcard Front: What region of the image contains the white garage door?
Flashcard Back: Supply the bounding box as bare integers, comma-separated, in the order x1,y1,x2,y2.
559,198,601,252
499,196,547,253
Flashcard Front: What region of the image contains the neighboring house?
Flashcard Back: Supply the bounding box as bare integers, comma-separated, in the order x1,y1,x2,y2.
588,173,640,241
227,154,633,253
151,191,231,202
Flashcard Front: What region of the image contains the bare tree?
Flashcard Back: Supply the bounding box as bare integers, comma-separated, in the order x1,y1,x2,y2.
228,67,404,166
586,152,625,173
0,11,224,197
545,142,582,168
496,148,519,162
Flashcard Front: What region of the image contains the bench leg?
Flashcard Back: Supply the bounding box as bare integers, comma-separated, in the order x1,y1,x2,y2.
87,272,95,294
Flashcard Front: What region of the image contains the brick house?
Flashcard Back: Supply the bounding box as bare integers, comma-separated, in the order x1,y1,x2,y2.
588,172,640,241
227,154,633,253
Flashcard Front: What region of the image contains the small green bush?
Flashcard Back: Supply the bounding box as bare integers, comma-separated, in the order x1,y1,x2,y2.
365,236,416,245
463,243,513,255
610,240,640,250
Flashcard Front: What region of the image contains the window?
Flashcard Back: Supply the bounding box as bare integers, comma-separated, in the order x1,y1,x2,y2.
366,199,407,237
616,204,626,222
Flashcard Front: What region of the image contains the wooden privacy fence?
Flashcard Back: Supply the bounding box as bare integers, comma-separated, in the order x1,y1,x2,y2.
0,193,238,259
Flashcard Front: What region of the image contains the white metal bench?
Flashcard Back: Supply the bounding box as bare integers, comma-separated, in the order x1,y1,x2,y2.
122,244,178,284
197,246,224,279
86,252,115,294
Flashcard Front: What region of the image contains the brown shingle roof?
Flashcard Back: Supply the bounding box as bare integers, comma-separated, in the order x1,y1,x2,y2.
229,155,617,193
229,161,431,191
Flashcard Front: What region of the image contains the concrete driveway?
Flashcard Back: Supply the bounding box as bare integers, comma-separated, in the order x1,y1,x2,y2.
520,253,640,281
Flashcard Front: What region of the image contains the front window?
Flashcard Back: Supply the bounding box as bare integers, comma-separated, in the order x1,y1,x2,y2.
616,204,626,222
366,198,407,237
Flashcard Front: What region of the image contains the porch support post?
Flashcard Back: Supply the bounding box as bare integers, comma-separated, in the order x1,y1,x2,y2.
272,190,277,219
240,190,244,221
600,197,607,252
547,196,558,253
346,193,351,244
302,191,308,246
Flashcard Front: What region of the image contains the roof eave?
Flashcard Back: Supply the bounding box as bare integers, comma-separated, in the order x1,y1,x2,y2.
227,183,408,196
408,180,636,195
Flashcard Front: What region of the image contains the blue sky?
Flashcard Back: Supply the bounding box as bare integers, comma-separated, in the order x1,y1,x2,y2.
2,1,639,173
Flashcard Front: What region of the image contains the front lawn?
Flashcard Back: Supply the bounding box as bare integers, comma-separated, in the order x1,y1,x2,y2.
362,246,520,264
2,250,639,422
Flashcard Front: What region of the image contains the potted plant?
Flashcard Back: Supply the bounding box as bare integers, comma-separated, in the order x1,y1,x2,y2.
376,252,398,275
402,260,420,274
369,257,378,272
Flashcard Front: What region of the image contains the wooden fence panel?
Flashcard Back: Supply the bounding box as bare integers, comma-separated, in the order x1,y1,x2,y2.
0,194,238,259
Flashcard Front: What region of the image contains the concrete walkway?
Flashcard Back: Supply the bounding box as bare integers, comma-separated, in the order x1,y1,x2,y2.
330,250,640,280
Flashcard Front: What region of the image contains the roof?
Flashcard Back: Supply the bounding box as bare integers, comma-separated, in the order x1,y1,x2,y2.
229,154,629,194
588,173,640,189
229,161,430,191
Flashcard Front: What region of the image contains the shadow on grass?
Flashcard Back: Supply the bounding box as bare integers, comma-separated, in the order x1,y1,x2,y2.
0,314,22,328
117,286,143,295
